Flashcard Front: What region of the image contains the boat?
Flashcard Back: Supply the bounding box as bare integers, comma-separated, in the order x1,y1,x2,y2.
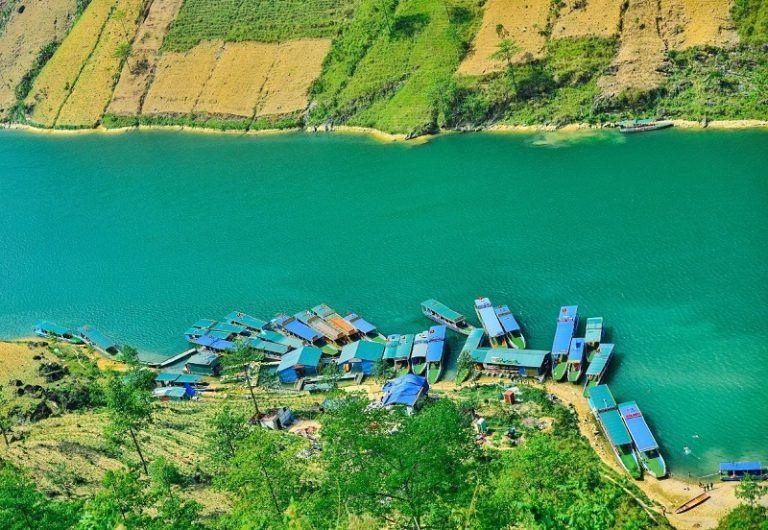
270,314,337,354
410,331,429,375
455,328,484,384
583,343,614,396
211,322,250,341
551,305,579,381
312,304,359,341
296,310,346,345
77,325,120,356
618,119,673,133
420,299,474,335
565,338,586,383
344,312,387,343
618,401,668,478
226,311,267,332
588,385,642,479
584,317,604,360
494,304,526,349
34,321,84,344
425,325,447,384
474,297,506,348
394,334,414,376
674,493,710,514
382,334,402,370
257,329,304,350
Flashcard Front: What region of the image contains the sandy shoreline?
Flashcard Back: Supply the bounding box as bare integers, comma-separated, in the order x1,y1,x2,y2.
2,119,766,142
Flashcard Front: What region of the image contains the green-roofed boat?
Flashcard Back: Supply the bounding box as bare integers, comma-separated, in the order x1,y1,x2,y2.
589,385,642,479
583,344,614,396
395,334,414,376
34,321,84,344
455,328,484,384
410,331,429,375
421,299,474,335
584,317,604,361
618,118,673,133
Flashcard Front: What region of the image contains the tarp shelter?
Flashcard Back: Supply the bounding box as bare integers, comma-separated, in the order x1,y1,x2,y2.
153,386,192,401
277,346,322,383
381,374,429,408
337,340,384,374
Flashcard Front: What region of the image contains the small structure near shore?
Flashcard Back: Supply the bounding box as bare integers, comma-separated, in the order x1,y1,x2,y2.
470,348,550,379
277,346,322,383
381,374,429,411
337,340,384,375
184,352,221,376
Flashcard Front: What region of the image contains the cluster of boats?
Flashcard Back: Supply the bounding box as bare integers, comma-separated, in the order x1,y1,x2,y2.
383,325,448,384
34,321,120,355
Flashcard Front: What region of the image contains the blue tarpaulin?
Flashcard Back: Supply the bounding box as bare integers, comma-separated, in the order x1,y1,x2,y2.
381,374,429,407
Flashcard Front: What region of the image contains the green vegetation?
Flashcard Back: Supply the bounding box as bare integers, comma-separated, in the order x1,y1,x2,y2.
732,0,768,45
163,0,361,52
101,112,301,132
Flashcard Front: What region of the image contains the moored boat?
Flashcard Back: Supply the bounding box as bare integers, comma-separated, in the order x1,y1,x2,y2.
455,328,484,384
425,325,447,384
271,314,337,354
618,401,668,478
420,299,474,335
312,304,360,341
583,343,614,396
34,321,84,344
618,119,673,133
674,493,710,514
474,297,506,348
225,311,267,332
410,331,429,375
344,312,387,343
584,317,604,361
494,304,525,349
296,310,346,345
589,385,642,479
565,338,586,383
551,305,579,381
382,334,402,370
77,325,120,356
394,334,414,376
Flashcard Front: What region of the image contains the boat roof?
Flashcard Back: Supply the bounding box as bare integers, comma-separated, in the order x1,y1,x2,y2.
421,299,464,323
428,325,446,341
312,303,335,319
247,337,290,355
184,326,206,337
213,322,247,334
274,315,322,342
471,348,549,368
588,384,617,412
258,330,303,349
277,346,322,372
296,310,343,340
494,305,521,333
460,328,485,356
411,332,429,358
719,461,763,472
618,401,659,452
426,338,445,362
395,334,414,359
381,374,428,407
345,313,376,334
598,409,632,446
206,329,232,340
225,311,266,330
552,319,577,355
192,318,216,329
475,298,504,338
585,344,614,376
187,352,219,366
35,321,70,335
78,326,118,351
338,340,384,364
558,305,578,321
383,335,401,360
567,338,585,361
585,317,603,342
193,335,235,351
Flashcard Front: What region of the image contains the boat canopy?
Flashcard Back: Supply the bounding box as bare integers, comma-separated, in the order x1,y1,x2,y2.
475,298,504,338
193,335,235,351
410,332,430,359
598,409,632,446
428,325,447,342
585,344,614,376
552,321,576,356
345,313,377,334
558,305,578,321
226,311,266,331
338,340,384,364
36,321,70,336
567,338,585,361
383,335,402,360
381,374,429,407
274,315,322,342
588,384,617,412
247,337,290,355
78,326,118,351
192,318,216,330
312,304,335,319
471,348,549,368
213,322,247,335
460,328,485,356
277,346,322,372
494,305,521,333
719,461,763,473
395,334,414,360
585,317,604,344
258,330,304,349
421,299,464,323
618,401,659,452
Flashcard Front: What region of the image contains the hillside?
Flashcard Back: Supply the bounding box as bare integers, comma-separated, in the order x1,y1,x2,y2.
1,0,767,135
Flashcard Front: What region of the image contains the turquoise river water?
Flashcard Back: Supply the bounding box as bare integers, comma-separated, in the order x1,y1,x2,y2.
1,128,766,476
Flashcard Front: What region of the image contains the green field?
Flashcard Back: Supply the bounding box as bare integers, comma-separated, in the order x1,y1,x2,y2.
162,0,361,52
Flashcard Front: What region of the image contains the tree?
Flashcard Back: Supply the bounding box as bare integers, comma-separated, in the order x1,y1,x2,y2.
119,344,140,365
0,463,81,530
77,469,147,528
104,374,153,474
0,394,11,447
208,404,248,465
736,474,767,507
490,38,520,68
223,340,264,415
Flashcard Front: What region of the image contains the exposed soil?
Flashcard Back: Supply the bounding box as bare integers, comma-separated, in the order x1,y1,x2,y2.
659,0,739,50
551,0,623,39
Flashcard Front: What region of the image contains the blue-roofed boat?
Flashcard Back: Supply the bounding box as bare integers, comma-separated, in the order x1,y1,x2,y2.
77,325,120,355
566,338,586,383
410,331,429,375
345,312,387,343
34,321,84,344
455,328,484,384
618,118,673,133
494,304,525,349
583,343,614,396
551,305,579,381
394,334,414,375
619,401,667,478
425,325,447,384
420,299,474,335
585,317,604,360
296,310,346,345
474,297,506,348
226,311,267,332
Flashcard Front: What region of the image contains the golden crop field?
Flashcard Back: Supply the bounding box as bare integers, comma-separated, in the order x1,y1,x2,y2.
551,0,623,39
25,0,116,126
57,0,144,126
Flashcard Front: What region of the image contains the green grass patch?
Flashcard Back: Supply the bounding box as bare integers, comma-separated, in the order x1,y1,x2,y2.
163,0,361,52
101,112,301,131
732,0,768,45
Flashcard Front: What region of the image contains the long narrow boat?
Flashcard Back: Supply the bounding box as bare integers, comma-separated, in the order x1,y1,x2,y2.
588,385,642,479
410,331,429,375
618,401,668,478
382,334,402,370
296,310,346,345
394,334,414,376
474,297,506,348
674,493,710,514
425,325,447,384
618,118,673,133
271,314,338,354
77,326,120,355
312,304,360,341
551,305,579,381
344,312,387,343
34,321,84,344
583,343,614,396
257,329,304,350
455,328,485,384
420,299,474,335
226,311,267,332
584,317,604,361
494,305,526,349
566,338,586,383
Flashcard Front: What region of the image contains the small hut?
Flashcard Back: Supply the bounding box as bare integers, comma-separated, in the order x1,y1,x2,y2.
337,340,384,375
277,346,322,383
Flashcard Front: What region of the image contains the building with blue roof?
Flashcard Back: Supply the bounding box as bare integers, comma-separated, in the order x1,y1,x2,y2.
381,374,429,410
193,334,235,353
719,461,766,481
337,340,384,375
277,346,322,383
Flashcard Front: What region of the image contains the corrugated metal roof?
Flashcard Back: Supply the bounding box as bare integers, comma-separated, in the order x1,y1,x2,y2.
471,348,549,368
421,299,464,322
277,346,322,372
338,340,384,364
599,409,632,446
618,401,659,452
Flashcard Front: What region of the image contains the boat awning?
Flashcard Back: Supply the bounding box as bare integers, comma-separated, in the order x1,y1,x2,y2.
338,340,384,364
193,335,235,351
192,318,216,329
213,322,247,335
494,305,521,333
78,326,118,351
599,409,632,446
381,374,429,407
383,335,401,360
421,299,464,322
36,321,70,335
460,328,485,355
585,344,614,376
345,313,377,334
552,320,576,355
226,311,266,330
281,317,322,342
247,337,290,355
471,348,549,368
585,317,604,343
277,346,322,372
475,298,504,337
426,340,444,362
567,338,585,361
618,401,659,452
395,334,414,359
588,384,617,412
719,461,763,472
